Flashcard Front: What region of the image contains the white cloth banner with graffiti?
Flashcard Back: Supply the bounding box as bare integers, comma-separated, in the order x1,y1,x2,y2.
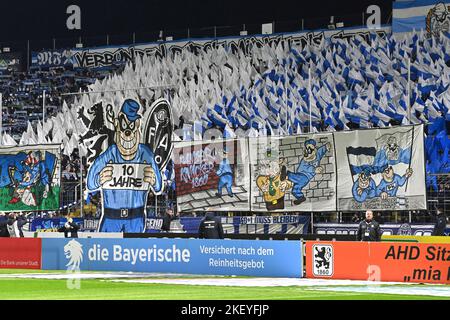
174,138,250,212
174,125,426,212
249,134,336,212
335,125,426,211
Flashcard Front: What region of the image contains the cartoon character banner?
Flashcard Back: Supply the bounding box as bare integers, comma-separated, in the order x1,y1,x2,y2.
78,98,173,233
0,145,61,211
335,125,426,211
393,0,450,37
174,138,250,212
249,134,336,212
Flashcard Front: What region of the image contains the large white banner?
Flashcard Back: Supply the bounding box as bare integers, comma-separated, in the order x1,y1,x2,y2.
174,138,250,212
335,125,426,211
174,125,426,212
31,26,391,69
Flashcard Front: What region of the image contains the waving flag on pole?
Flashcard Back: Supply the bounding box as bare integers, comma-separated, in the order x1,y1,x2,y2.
373,128,414,171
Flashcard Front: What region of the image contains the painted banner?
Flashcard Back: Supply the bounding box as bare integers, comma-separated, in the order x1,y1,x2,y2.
0,52,21,73
31,26,391,69
173,138,250,212
31,49,73,68
175,216,310,234
0,238,42,270
305,241,450,284
41,238,303,278
0,145,61,211
335,125,426,211
250,134,336,212
393,0,450,36
223,215,310,235
31,218,98,232
79,98,174,233
313,222,449,236
174,125,426,212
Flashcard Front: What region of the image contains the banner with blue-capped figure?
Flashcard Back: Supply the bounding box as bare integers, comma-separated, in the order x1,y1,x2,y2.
0,145,61,212
335,125,426,211
78,98,174,234
393,0,450,37
41,238,303,278
249,134,336,212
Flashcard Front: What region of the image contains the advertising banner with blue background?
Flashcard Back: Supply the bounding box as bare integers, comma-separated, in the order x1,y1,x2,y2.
393,0,450,36
42,238,302,277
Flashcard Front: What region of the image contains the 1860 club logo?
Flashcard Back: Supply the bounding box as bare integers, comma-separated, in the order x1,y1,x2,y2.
313,244,334,277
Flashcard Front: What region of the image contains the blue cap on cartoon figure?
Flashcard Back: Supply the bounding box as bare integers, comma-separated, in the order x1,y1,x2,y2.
361,167,372,178
121,99,142,122
305,139,316,147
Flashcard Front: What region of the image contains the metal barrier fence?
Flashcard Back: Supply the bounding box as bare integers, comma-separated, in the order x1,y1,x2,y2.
58,174,449,223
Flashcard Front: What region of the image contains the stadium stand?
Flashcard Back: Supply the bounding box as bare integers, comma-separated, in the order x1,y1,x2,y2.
1,26,449,224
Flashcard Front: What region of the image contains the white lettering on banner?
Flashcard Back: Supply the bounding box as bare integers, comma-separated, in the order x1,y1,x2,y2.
88,245,109,261
103,245,191,265
238,216,301,224
199,245,274,256
179,146,217,188
103,164,150,191
67,26,391,69
208,258,265,270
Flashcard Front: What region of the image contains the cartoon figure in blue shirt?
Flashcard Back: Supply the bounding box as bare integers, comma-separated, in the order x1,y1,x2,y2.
87,99,162,233
216,150,234,197
376,165,413,199
9,151,50,207
287,139,331,205
373,136,411,172
352,168,377,203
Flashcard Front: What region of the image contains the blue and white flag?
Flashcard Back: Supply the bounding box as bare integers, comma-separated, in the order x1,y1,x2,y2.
393,0,450,37
346,146,378,177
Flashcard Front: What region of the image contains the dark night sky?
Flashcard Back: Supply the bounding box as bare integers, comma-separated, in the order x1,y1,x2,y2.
0,0,393,43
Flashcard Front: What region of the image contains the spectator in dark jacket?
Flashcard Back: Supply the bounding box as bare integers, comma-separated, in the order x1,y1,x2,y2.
432,206,447,236
59,218,80,238
357,210,382,242
198,212,224,239
161,207,175,232
6,212,27,237
16,212,27,237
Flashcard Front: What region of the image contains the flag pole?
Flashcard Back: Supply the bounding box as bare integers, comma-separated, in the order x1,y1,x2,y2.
407,58,411,125
308,68,312,133
80,156,84,218
42,90,46,123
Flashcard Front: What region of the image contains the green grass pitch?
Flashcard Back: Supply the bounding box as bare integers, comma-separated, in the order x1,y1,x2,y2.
0,270,448,300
